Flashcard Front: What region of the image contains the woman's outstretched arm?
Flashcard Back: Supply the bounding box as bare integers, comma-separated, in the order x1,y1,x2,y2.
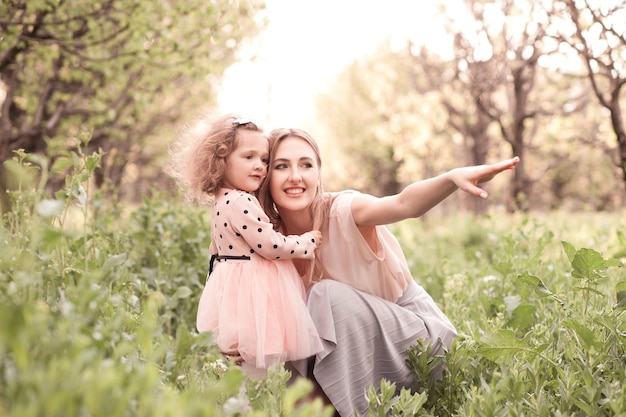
352,157,520,227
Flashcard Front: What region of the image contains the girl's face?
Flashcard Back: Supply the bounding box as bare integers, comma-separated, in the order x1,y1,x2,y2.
269,136,320,215
223,130,268,192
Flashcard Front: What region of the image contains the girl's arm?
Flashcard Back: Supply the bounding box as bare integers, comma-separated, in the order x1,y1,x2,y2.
351,157,519,227
231,194,320,259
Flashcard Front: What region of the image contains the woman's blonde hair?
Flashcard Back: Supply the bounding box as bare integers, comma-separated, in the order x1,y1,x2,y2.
167,111,264,204
259,128,331,288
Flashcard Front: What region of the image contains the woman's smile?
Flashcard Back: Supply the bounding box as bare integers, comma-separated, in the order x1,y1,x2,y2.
284,187,305,195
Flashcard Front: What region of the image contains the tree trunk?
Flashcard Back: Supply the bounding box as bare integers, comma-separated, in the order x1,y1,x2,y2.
609,93,626,189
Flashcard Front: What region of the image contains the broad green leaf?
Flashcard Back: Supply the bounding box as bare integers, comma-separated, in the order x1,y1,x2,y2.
478,329,527,362
563,319,597,348
508,304,536,331
561,241,577,262
571,248,606,280
517,272,556,297
605,258,622,268
85,153,101,172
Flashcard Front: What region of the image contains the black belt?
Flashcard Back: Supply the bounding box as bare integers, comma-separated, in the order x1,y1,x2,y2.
209,254,251,275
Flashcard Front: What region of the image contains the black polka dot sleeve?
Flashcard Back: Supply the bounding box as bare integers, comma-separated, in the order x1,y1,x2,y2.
229,193,318,260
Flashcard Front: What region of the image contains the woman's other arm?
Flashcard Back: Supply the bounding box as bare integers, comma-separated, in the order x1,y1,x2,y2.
352,157,520,227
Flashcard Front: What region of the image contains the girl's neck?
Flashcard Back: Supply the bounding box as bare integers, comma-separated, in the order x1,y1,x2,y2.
219,186,250,194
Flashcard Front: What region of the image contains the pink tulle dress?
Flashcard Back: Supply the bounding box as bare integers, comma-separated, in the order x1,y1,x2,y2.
196,189,323,369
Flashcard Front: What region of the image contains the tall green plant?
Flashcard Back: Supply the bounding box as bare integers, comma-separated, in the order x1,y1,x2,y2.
0,150,331,417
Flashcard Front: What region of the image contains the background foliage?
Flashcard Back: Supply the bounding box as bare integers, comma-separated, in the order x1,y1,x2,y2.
313,0,626,212
2,0,625,212
1,0,264,200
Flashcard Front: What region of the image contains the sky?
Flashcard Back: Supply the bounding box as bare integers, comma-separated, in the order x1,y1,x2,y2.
217,0,451,128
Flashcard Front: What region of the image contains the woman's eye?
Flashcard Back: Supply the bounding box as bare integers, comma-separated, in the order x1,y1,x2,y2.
302,162,313,168
273,163,286,170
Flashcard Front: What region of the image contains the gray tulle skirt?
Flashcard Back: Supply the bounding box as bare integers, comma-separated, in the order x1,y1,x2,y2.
290,279,457,417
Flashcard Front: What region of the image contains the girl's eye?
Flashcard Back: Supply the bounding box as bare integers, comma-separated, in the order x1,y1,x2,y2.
261,158,269,165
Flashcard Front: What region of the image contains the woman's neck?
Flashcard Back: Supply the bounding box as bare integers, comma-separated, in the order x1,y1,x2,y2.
280,209,313,235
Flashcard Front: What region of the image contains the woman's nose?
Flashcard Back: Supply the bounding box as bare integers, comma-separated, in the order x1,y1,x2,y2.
288,168,302,181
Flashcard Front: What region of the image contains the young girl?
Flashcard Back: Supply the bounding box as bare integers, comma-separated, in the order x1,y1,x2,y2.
167,112,323,374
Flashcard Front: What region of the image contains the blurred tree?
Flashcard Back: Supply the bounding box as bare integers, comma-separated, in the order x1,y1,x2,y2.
427,0,561,211
315,42,420,197
405,44,497,214
550,0,626,190
0,0,264,194
312,0,624,211
314,41,478,212
536,101,621,210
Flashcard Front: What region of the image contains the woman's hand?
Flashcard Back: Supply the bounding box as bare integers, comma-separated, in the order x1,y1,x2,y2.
449,156,520,199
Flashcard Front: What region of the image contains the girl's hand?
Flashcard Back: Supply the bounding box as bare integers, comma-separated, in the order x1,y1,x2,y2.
310,230,323,247
450,156,520,199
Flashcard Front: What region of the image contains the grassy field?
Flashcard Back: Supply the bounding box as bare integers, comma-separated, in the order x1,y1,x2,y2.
1,154,625,416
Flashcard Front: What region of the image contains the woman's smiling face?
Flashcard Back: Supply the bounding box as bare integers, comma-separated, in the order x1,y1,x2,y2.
269,135,320,215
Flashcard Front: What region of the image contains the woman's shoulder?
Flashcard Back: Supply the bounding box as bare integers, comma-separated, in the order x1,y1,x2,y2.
326,189,361,207
326,189,361,201
323,190,364,221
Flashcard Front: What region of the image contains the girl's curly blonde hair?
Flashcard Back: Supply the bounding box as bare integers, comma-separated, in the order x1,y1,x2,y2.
167,111,263,204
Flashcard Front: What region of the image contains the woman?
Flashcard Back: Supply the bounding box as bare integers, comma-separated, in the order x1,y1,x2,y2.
258,128,519,417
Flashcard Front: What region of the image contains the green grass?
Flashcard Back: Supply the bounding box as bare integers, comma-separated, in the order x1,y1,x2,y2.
1,151,625,416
